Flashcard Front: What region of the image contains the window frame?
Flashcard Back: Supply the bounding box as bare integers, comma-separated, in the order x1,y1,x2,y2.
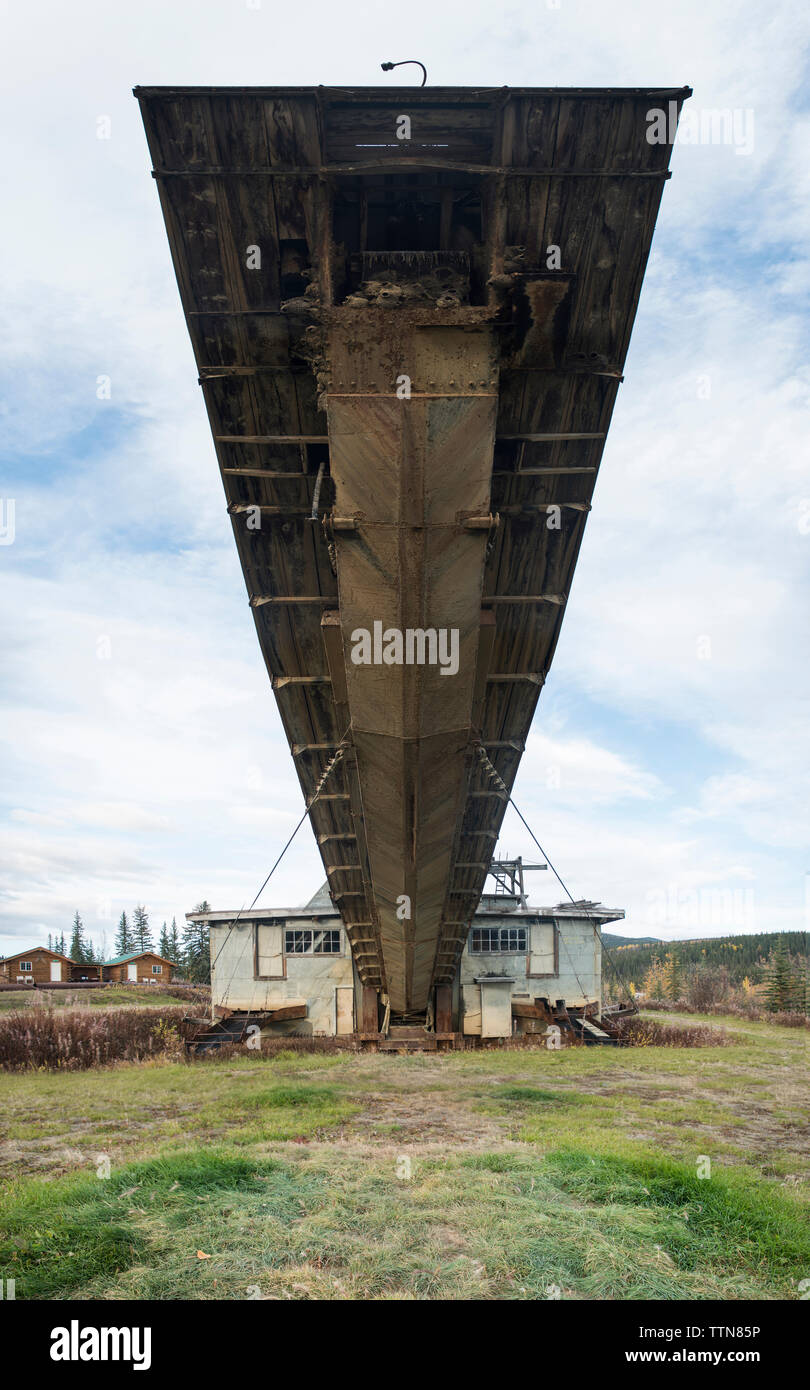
19,960,32,972
468,925,528,955
283,927,343,957
151,963,162,974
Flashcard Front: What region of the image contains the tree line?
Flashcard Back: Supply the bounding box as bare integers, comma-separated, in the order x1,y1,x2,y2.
611,930,807,989
627,934,807,1014
48,902,212,984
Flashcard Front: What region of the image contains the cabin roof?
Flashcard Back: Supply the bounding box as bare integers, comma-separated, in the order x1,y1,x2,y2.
0,946,74,964
104,950,177,966
188,903,624,926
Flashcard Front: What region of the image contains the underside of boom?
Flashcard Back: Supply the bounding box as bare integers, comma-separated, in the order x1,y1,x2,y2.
137,83,688,1015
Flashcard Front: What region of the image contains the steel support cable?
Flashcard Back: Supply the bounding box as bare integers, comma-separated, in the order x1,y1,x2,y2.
474,745,637,1011
207,734,352,1015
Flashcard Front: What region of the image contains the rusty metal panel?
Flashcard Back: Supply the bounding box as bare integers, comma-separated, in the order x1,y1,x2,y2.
326,320,497,1010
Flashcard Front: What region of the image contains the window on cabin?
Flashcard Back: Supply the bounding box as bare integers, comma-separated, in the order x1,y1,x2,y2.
469,927,527,954
152,964,162,974
284,929,341,956
19,961,32,971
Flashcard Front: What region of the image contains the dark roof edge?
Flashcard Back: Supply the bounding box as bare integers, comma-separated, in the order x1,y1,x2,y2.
188,906,626,924
133,85,692,100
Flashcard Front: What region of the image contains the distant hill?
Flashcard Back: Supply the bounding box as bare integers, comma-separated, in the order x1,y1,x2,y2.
600,930,807,989
602,933,662,948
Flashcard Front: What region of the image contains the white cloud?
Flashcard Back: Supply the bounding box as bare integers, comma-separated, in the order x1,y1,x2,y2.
1,0,808,954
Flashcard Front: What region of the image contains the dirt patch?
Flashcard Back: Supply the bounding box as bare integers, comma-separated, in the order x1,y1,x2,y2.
346,1090,508,1148
0,1138,88,1173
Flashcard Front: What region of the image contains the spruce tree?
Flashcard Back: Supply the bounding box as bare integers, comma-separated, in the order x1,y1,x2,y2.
764,938,793,1012
645,956,665,1000
182,902,211,983
132,905,153,953
664,951,681,1003
169,917,180,963
114,911,131,957
69,911,86,963
158,921,170,958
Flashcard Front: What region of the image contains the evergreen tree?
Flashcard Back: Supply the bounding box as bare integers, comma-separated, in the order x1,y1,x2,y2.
664,951,681,1002
69,911,86,964
644,956,665,1000
182,902,211,983
765,939,797,1013
55,932,66,956
132,905,153,953
114,911,131,958
158,921,170,959
169,916,180,963
47,932,53,951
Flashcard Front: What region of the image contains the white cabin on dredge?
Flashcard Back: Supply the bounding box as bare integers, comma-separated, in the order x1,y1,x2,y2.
187,868,623,1042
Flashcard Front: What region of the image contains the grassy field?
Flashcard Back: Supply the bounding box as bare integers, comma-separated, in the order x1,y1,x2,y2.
0,986,196,1013
0,1011,807,1301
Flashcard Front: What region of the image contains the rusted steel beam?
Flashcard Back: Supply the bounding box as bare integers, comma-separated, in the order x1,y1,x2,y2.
486,672,545,683
484,594,566,604
492,468,597,476
496,503,591,515
152,163,673,179
222,469,316,478
250,594,334,605
215,434,330,443
497,432,605,441
271,675,330,687
200,366,311,378
233,507,314,517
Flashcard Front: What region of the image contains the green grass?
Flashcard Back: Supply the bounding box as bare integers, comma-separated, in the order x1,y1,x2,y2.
0,1012,806,1300
0,987,192,1012
1,1144,806,1301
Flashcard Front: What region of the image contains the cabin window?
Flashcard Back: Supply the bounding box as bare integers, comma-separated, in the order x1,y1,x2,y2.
151,964,162,974
284,929,341,956
470,927,527,954
19,961,32,972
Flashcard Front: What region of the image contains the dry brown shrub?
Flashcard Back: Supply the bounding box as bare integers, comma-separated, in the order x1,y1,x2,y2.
617,1016,730,1047
0,1005,206,1071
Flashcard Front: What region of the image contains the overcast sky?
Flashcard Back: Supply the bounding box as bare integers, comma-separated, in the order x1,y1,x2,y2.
1,0,808,956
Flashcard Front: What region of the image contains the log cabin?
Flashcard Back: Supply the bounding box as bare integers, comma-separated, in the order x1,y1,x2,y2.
0,947,177,986
102,951,177,984
0,946,74,985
